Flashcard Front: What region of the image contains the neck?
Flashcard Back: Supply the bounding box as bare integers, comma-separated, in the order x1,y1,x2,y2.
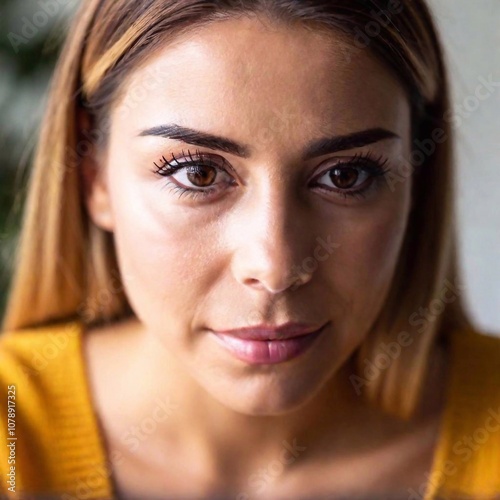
123,319,404,475
84,316,448,497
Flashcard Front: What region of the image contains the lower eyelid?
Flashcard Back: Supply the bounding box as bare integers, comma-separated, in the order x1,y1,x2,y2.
156,158,389,200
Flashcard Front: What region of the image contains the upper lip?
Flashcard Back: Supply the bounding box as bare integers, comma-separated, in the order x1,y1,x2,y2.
213,321,328,340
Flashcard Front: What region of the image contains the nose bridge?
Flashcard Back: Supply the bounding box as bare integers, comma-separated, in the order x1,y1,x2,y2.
232,177,316,293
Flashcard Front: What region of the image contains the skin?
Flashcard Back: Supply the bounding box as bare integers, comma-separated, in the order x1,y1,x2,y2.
83,15,449,498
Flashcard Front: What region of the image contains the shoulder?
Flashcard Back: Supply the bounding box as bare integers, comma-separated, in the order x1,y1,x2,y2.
449,327,500,404
429,326,500,499
0,320,82,381
0,320,83,449
0,321,84,426
0,320,114,496
450,327,500,437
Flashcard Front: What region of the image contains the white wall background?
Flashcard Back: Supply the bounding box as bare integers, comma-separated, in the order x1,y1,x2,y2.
428,0,500,335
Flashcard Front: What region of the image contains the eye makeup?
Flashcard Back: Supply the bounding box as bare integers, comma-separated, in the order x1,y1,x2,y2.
151,148,391,202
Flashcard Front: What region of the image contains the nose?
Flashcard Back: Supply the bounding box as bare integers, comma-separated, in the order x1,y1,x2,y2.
229,184,317,294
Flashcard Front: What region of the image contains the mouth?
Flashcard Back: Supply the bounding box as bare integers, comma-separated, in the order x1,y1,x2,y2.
212,321,328,341
210,321,330,365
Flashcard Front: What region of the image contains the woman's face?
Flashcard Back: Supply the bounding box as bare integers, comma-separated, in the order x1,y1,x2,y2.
86,16,412,415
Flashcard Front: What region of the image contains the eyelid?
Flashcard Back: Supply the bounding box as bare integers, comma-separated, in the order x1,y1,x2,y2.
311,151,389,177
318,151,388,166
153,148,389,182
154,148,236,176
152,148,391,203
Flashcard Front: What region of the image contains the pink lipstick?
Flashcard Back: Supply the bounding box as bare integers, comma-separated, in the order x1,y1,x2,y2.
211,321,329,364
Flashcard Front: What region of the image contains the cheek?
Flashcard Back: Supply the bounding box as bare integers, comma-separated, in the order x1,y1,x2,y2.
308,203,410,365
107,174,221,329
333,204,409,321
354,214,406,283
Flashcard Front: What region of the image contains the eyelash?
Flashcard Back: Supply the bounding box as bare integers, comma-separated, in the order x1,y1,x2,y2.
151,148,390,202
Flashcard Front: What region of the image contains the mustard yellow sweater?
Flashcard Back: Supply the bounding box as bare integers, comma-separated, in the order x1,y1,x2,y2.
1,321,499,499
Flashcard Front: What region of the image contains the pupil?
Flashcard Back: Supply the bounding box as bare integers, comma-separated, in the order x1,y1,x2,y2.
187,166,216,187
331,168,358,189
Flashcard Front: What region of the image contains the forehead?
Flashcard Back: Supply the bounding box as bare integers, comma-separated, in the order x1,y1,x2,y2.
112,15,410,150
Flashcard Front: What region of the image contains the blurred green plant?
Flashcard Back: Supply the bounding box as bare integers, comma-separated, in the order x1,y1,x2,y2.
0,0,78,324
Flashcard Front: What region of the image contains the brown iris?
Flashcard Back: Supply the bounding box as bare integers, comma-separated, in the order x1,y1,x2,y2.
330,167,359,189
186,165,217,188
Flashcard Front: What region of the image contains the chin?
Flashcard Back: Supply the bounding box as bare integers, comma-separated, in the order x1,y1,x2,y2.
201,374,326,417
222,396,309,417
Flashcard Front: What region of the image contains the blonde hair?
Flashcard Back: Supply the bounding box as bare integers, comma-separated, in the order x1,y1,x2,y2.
2,0,475,419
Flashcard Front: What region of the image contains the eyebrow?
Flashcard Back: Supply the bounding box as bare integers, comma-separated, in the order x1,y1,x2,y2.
138,124,400,160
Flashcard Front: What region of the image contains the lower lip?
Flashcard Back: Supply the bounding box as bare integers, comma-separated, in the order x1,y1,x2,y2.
211,324,327,365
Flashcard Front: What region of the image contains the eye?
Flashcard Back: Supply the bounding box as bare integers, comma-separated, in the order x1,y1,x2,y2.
326,166,366,188
152,148,235,200
152,149,391,202
311,152,390,200
168,160,218,189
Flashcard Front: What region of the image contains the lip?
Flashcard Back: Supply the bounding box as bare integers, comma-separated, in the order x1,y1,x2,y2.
211,321,329,365
213,321,327,340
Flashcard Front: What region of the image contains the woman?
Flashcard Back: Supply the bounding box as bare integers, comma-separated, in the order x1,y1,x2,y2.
1,0,499,498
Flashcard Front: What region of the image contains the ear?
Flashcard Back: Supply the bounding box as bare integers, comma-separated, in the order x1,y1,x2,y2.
78,109,115,232
82,157,115,232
